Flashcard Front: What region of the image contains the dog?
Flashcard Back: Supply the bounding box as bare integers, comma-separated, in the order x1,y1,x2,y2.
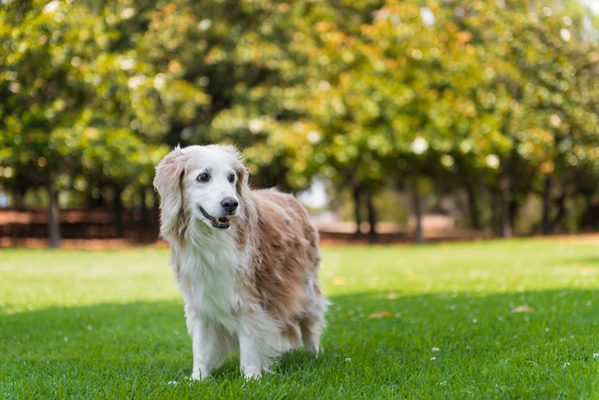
153,144,327,379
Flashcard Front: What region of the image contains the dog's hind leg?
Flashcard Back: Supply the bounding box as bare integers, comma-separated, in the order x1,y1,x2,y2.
299,295,328,357
300,274,328,357
299,314,323,357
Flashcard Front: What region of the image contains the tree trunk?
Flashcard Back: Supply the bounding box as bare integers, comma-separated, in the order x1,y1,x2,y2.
48,185,61,248
140,188,149,227
412,176,425,244
580,193,599,230
353,186,362,235
151,188,159,225
550,190,567,232
499,174,512,238
13,188,24,209
509,199,519,231
88,179,106,207
542,175,552,234
114,186,124,237
366,190,378,243
465,182,481,230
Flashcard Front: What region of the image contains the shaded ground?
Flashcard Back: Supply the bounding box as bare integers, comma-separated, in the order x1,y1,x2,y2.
313,220,494,246
0,208,162,248
2,208,594,248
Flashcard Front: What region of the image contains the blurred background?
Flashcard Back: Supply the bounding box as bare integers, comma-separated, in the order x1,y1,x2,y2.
1,0,598,248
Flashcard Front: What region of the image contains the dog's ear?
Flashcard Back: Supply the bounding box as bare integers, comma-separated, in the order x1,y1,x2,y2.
153,145,189,240
223,145,257,226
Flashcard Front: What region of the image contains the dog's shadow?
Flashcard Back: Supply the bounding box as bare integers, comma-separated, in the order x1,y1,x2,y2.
205,349,320,382
4,287,599,386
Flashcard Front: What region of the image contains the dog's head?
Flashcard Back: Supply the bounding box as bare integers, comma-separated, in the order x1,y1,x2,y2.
153,144,256,241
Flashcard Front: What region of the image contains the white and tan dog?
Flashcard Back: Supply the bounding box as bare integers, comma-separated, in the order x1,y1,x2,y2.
153,144,327,379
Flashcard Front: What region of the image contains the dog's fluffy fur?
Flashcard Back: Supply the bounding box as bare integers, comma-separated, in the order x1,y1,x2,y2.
153,144,327,379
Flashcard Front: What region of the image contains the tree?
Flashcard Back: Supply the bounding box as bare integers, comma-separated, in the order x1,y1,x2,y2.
0,0,89,246
0,0,169,244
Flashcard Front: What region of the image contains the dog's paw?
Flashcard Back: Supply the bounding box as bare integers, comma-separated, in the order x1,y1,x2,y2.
312,344,321,359
191,369,210,381
190,373,202,381
241,366,262,380
304,343,320,358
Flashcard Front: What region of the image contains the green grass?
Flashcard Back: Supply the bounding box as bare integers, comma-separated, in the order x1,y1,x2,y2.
2,237,599,399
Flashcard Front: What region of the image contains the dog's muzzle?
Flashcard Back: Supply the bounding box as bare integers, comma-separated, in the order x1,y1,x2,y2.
200,207,231,229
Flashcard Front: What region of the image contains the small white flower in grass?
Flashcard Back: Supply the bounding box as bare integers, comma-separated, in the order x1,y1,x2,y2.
472,318,478,323
563,362,570,367
87,325,93,331
430,357,436,361
432,347,440,352
345,358,351,363
168,381,177,385
63,337,68,342
438,381,447,387
593,353,599,358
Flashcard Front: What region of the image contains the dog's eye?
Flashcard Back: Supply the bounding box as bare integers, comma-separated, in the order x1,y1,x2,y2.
228,174,235,183
197,172,210,183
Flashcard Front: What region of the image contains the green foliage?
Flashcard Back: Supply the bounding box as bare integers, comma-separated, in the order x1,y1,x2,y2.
0,0,598,234
0,0,167,202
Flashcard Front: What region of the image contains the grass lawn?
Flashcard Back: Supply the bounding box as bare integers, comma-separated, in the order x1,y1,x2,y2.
2,237,599,399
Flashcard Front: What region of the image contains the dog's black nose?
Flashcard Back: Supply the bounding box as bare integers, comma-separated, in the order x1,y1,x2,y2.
221,197,239,213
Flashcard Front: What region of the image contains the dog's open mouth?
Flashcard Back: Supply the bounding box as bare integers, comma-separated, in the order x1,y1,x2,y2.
199,207,231,229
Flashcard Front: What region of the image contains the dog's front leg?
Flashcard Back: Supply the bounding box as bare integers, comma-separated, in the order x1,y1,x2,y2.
186,306,226,380
190,320,218,380
239,330,263,379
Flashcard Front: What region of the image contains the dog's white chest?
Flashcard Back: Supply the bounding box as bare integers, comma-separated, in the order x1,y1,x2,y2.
179,241,248,327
